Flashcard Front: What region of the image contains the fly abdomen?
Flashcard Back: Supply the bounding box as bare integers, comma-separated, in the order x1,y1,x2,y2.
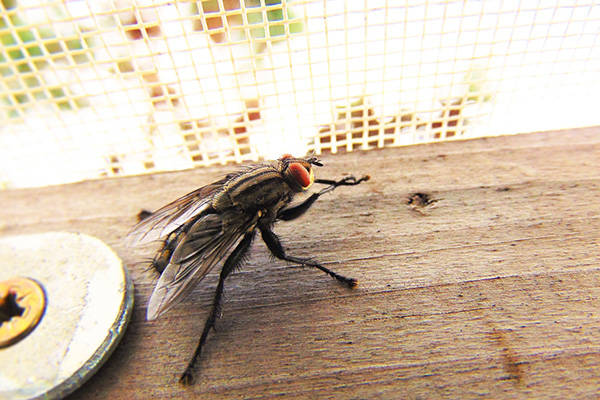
152,231,180,273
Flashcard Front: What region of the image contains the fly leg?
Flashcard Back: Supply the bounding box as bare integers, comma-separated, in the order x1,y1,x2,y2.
314,174,370,195
180,230,255,385
260,227,357,288
276,193,320,221
277,175,369,221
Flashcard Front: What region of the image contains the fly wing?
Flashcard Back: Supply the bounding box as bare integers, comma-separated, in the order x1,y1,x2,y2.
146,212,254,320
126,178,228,247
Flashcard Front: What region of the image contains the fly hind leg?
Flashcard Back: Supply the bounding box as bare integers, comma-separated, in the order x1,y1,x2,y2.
260,227,357,288
180,230,256,385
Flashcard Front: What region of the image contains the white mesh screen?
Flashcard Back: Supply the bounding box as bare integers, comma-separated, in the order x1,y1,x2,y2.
1,0,599,188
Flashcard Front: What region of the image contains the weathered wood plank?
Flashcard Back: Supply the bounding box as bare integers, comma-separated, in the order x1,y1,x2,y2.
1,127,599,399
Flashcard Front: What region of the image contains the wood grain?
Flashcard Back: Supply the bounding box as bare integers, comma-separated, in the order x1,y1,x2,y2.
1,127,599,399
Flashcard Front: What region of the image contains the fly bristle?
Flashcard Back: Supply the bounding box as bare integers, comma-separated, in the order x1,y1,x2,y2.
150,258,168,275
130,257,163,284
235,254,251,271
136,257,161,275
232,237,254,272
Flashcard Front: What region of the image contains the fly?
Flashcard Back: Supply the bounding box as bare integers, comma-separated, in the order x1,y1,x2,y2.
127,155,370,384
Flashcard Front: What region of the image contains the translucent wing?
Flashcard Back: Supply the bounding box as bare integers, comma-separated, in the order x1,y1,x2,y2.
126,178,228,246
146,211,255,320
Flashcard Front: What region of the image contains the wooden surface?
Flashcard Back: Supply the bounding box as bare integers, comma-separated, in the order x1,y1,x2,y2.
2,128,599,399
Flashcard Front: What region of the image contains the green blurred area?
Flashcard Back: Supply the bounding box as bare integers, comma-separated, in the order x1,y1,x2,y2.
1,0,91,119
194,0,303,44
245,0,303,39
1,0,302,119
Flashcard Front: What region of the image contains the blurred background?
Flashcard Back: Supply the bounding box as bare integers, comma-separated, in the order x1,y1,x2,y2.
1,0,599,188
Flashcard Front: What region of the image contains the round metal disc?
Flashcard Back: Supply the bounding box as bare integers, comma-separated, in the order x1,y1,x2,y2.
0,232,133,400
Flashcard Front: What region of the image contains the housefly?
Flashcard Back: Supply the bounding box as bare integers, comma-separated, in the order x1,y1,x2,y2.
127,155,369,384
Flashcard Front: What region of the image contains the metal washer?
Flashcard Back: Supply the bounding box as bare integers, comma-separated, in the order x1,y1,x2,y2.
0,232,134,400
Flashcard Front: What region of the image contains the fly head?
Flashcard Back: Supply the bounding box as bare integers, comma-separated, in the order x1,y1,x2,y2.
278,154,321,192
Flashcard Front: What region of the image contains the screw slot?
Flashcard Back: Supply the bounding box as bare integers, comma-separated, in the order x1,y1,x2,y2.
0,277,46,348
0,291,25,324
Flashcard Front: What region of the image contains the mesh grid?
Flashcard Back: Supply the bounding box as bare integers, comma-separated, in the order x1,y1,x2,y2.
1,0,599,188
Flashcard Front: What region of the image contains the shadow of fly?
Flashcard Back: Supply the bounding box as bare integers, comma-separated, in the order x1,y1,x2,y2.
127,155,369,384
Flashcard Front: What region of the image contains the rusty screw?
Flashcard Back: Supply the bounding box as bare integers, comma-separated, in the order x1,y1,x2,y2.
0,277,46,348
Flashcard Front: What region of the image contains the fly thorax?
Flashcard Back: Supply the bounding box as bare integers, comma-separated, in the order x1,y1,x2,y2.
234,178,291,212
225,166,294,213
211,190,234,212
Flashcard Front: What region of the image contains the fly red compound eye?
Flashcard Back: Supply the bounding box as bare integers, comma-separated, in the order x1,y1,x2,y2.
279,154,293,160
288,163,312,188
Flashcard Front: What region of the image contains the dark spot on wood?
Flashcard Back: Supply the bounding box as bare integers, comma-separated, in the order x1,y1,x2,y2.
407,192,439,215
137,209,153,222
488,328,524,384
407,192,435,207
496,187,511,192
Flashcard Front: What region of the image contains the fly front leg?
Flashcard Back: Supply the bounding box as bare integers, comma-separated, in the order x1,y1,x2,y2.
276,193,320,221
276,174,370,221
260,227,357,288
180,230,255,385
314,174,370,195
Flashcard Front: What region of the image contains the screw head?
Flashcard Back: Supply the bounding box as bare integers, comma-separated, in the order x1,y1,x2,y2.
0,277,46,348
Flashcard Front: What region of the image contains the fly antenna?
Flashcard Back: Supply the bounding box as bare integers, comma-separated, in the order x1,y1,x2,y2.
307,156,323,167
